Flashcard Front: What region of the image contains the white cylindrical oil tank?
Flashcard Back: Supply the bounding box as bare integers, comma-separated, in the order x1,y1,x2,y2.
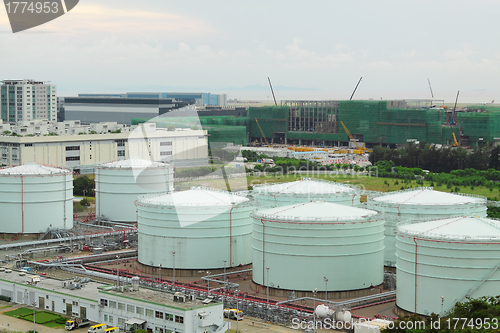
251,177,361,208
0,163,73,234
95,158,174,223
366,187,486,267
136,187,254,269
252,201,384,292
396,216,500,315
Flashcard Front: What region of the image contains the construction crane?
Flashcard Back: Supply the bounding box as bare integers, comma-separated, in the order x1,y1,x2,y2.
340,121,367,153
449,90,460,125
350,77,363,100
452,132,459,147
254,118,269,146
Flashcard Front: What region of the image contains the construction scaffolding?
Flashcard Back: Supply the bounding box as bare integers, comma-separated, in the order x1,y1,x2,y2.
283,100,339,134
248,106,288,143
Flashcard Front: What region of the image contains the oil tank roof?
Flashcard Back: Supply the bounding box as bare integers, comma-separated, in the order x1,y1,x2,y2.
397,216,500,240
372,187,485,205
0,163,70,175
101,158,170,168
138,187,249,207
252,178,358,194
253,201,378,221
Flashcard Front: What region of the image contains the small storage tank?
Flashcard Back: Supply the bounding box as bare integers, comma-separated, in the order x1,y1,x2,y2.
136,187,254,269
95,158,174,223
0,163,73,234
367,187,486,267
252,201,384,295
251,177,360,208
396,216,500,316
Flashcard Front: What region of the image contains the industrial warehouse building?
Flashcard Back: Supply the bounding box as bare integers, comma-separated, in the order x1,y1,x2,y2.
0,123,208,168
0,272,227,333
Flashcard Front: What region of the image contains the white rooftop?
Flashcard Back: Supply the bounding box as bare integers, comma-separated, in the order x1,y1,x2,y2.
0,163,70,175
254,201,378,220
139,187,249,207
398,216,500,239
101,158,170,169
372,188,485,205
253,178,357,195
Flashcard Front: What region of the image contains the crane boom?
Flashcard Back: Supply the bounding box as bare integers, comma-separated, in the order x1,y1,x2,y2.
452,132,459,147
340,121,365,151
255,118,269,146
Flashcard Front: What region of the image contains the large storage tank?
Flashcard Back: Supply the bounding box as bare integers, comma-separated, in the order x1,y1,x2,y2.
0,163,73,234
136,187,254,270
367,187,486,266
251,201,384,297
95,158,174,223
251,177,360,207
396,216,500,316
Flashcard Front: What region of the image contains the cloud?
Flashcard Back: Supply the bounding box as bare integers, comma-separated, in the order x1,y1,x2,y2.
360,61,394,71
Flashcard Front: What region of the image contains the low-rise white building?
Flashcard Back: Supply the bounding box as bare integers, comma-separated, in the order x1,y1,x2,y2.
0,122,208,168
0,271,228,333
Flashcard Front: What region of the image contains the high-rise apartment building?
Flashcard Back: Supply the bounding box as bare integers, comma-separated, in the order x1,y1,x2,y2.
0,79,57,123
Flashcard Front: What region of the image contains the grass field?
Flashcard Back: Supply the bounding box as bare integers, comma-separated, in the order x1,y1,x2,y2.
177,172,500,201
4,308,66,328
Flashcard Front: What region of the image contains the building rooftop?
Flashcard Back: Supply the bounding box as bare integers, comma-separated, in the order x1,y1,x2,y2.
138,187,249,207
101,158,171,169
252,201,378,221
372,188,485,205
397,216,500,240
252,178,358,195
100,285,219,311
0,163,71,175
0,269,102,301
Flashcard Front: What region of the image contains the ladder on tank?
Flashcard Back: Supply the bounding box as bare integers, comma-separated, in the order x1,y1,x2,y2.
445,261,500,313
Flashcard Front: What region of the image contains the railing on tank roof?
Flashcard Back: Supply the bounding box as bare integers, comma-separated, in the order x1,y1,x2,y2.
135,188,254,207
395,217,500,241
0,162,71,176
251,177,361,194
251,209,383,223
367,187,487,205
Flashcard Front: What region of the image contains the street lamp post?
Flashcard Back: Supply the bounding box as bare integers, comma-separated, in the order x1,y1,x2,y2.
158,264,161,285
441,296,444,317
32,301,37,333
313,288,318,332
207,271,211,296
324,277,328,301
172,251,176,287
235,289,240,333
266,267,270,303
116,255,120,287
222,260,227,327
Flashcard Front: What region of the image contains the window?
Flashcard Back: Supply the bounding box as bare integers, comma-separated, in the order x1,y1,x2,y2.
108,315,113,324
155,311,163,319
127,304,134,313
155,328,163,333
66,156,80,161
117,318,125,327
117,151,125,157
160,142,172,146
100,299,108,307
136,307,144,315
160,151,172,156
146,309,154,317
175,316,184,324
166,313,173,321
65,146,80,151
104,315,108,322
109,301,117,308
117,303,125,310
24,144,32,147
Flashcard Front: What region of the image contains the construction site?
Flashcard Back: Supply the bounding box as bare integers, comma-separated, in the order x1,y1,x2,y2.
130,98,500,151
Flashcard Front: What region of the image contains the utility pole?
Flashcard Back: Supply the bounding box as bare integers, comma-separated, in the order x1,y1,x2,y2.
266,267,270,303
32,301,37,333
313,288,318,331
116,255,119,287
324,277,328,301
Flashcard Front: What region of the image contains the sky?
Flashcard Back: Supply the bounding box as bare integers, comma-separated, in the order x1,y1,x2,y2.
1,0,499,103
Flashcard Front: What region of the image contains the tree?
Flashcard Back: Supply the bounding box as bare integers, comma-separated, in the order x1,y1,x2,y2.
80,198,90,207
73,176,93,197
167,124,175,131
